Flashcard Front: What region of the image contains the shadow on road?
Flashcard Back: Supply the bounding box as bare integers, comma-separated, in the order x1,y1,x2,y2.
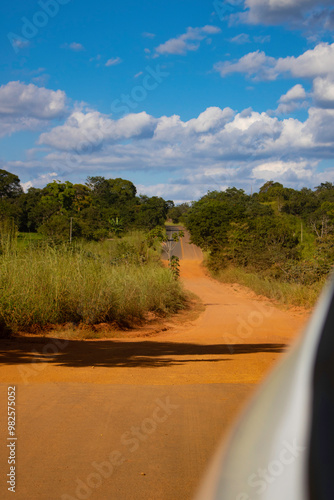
0,338,287,368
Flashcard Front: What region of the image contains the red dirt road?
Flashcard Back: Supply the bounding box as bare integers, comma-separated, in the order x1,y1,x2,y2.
0,260,309,499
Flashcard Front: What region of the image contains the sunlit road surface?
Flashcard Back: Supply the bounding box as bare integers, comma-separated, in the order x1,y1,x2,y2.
0,253,307,500
162,225,203,260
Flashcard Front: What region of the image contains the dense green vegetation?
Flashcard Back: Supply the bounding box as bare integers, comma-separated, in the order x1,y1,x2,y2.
0,169,189,336
0,228,186,335
1,167,333,326
184,181,334,305
0,169,173,241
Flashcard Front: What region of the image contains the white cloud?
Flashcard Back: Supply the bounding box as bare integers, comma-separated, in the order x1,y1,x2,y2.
313,76,334,108
252,160,315,182
36,104,334,166
155,25,221,56
275,43,334,79
5,98,333,200
186,107,235,133
215,43,334,81
0,81,67,119
142,32,156,38
21,172,58,192
279,84,306,103
0,81,67,137
229,33,251,44
215,50,277,80
136,182,206,204
229,33,270,45
69,42,85,51
105,57,122,67
238,0,334,31
274,84,308,114
38,110,157,151
62,42,85,51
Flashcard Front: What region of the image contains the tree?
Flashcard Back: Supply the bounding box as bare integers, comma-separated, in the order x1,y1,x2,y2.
136,196,169,229
185,189,253,251
86,177,137,207
168,203,190,223
73,184,92,213
37,214,71,242
17,187,42,231
0,169,23,199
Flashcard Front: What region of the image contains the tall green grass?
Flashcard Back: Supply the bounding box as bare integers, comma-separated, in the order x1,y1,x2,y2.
213,266,324,309
0,233,186,331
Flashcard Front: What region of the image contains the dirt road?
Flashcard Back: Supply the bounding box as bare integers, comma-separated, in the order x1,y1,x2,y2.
0,260,308,500
162,226,203,260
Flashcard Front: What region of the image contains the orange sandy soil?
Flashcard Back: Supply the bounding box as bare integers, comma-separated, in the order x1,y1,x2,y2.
0,260,310,387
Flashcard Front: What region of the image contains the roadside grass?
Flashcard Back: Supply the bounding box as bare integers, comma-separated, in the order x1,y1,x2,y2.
0,235,186,333
211,266,324,309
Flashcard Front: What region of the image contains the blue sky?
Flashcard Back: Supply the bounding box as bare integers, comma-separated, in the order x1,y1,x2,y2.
1,0,334,202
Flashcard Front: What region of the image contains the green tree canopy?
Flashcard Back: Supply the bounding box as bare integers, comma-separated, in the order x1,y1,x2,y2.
0,169,23,199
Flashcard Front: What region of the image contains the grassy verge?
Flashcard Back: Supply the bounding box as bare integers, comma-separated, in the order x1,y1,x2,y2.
0,235,186,333
212,266,324,309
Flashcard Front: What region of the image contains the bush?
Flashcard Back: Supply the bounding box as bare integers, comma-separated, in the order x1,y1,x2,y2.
0,237,186,331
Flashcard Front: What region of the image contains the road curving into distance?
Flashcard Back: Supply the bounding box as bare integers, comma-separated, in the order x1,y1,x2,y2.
0,249,309,499
162,225,203,261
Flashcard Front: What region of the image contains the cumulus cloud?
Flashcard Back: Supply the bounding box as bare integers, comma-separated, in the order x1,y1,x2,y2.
313,76,334,108
274,84,308,114
136,182,207,204
21,172,58,192
0,81,67,119
275,43,334,79
154,25,221,56
238,0,334,31
38,111,157,151
279,84,306,103
0,81,67,137
252,160,315,182
186,107,235,133
36,104,334,165
215,42,334,81
3,96,331,200
215,50,277,80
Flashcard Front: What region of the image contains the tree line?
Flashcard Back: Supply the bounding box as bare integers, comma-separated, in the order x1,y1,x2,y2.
1,168,333,284
0,169,173,241
184,181,334,284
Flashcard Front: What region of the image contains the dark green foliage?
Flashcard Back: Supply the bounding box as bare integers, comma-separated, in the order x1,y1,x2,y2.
1,167,334,286
0,170,171,242
185,181,334,284
38,214,72,242
0,169,23,199
282,188,319,218
185,188,273,253
135,195,169,229
168,203,190,223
